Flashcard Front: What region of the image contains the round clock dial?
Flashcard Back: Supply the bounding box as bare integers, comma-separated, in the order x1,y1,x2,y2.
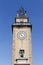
17,31,26,40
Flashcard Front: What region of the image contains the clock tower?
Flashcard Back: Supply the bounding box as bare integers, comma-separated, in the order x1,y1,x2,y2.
12,7,32,65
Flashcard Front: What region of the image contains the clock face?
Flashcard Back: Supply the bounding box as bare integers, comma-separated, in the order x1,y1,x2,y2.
17,31,26,40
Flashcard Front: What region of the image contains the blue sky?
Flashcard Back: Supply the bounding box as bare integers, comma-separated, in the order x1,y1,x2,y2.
0,0,43,65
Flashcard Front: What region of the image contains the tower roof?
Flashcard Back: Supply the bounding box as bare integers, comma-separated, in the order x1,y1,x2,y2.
12,7,32,32
16,7,28,18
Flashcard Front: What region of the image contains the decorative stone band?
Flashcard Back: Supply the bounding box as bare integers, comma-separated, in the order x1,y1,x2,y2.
14,64,30,65
16,59,28,64
16,58,28,61
12,23,32,32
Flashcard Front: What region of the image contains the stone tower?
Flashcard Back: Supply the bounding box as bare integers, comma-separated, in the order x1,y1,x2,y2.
12,7,32,65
